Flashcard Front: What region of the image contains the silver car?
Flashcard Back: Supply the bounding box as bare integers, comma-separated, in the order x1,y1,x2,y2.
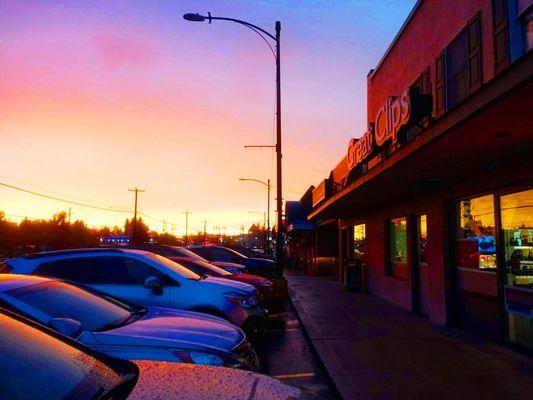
4,248,267,337
0,274,259,370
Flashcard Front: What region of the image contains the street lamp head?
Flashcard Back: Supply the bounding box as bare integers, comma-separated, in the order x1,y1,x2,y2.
183,12,209,22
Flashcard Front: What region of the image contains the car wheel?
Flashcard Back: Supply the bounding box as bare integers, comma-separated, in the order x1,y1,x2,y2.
243,316,266,341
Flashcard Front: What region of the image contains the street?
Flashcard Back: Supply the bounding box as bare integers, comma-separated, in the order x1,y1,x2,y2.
257,299,339,399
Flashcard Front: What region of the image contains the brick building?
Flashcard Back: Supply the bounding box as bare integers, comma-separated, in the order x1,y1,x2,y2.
309,0,533,353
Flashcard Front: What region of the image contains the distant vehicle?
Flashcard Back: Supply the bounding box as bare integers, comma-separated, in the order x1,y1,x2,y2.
167,256,283,312
227,245,274,261
0,307,330,400
0,274,259,370
188,245,277,279
100,236,131,246
5,248,266,338
128,244,247,275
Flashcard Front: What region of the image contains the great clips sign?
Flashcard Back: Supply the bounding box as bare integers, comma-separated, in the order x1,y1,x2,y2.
347,89,415,171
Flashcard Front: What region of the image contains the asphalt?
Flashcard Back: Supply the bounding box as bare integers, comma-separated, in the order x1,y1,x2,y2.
256,298,340,399
287,273,533,400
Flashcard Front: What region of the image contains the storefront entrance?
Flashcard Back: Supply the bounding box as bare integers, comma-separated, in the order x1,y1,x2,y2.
451,194,501,341
450,187,533,350
413,214,429,316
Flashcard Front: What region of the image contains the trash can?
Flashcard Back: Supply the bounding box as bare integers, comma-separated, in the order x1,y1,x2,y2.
345,260,363,292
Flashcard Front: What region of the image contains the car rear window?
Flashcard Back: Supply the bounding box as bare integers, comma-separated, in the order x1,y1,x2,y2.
0,313,122,400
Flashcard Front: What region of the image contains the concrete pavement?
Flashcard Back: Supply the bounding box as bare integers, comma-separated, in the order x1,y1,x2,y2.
287,273,533,400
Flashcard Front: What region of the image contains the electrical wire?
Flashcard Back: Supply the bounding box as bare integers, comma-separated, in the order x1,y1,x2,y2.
0,181,132,214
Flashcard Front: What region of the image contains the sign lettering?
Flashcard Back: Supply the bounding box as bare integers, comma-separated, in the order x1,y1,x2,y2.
347,89,412,171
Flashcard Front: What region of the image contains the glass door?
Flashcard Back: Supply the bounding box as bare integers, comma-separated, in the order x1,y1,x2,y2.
452,194,500,340
501,188,533,351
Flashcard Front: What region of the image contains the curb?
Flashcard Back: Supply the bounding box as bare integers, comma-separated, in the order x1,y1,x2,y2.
287,286,345,400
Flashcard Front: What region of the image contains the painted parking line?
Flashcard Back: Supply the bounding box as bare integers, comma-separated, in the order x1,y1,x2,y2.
273,372,316,379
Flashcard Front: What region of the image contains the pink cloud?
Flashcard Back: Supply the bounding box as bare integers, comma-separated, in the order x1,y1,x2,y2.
93,33,155,67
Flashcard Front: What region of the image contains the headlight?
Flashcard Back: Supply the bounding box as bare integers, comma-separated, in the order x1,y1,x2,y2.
223,291,259,309
257,281,273,288
189,351,225,366
169,349,225,366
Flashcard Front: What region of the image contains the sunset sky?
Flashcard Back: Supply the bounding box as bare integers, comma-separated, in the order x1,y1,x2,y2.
0,0,416,235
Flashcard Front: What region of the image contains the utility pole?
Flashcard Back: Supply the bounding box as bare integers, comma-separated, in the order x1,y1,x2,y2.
182,12,283,277
275,20,283,277
128,187,145,244
267,179,271,256
202,220,207,245
68,207,73,224
183,211,191,245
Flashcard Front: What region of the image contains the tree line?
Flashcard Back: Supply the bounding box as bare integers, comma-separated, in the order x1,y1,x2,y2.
0,211,243,259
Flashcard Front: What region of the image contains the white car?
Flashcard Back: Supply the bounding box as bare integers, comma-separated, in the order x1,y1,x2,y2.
4,248,266,337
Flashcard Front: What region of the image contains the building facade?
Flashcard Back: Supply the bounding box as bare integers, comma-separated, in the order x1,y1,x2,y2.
309,0,533,353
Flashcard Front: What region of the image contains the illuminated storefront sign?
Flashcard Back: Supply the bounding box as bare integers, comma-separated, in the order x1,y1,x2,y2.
347,88,412,171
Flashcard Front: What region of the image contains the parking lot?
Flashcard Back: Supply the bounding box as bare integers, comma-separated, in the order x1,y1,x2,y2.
256,299,339,399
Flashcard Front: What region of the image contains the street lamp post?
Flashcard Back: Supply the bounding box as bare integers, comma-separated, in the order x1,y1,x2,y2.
183,12,283,277
240,178,271,254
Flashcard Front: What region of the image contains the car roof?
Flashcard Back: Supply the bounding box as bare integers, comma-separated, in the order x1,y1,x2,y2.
21,248,125,259
0,274,51,293
19,248,151,260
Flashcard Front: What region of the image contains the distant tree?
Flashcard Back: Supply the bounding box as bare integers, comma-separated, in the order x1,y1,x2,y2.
125,217,149,244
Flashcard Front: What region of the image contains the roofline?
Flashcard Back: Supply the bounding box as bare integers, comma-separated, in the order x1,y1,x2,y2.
369,0,423,80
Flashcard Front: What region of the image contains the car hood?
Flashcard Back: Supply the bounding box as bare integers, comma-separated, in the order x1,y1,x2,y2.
250,257,276,265
234,273,272,286
211,261,247,270
89,307,244,353
200,276,256,295
131,361,321,400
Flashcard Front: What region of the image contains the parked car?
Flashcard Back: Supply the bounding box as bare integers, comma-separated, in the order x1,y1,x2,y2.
167,256,284,312
0,274,259,370
128,244,248,275
0,307,328,400
226,245,274,261
188,245,277,279
4,248,266,338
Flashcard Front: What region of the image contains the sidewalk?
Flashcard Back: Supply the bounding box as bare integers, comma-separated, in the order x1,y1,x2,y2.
287,273,533,400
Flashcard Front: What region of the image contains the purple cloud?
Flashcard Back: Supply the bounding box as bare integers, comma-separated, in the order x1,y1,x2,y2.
93,33,155,67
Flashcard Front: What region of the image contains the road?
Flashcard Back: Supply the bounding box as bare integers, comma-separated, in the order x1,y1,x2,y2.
255,300,340,399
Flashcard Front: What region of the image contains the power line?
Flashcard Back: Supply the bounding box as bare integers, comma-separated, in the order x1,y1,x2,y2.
0,181,132,213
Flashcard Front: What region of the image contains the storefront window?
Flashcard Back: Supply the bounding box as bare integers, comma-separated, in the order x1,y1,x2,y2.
388,217,408,279
352,224,366,263
419,215,428,264
501,189,533,350
456,194,497,271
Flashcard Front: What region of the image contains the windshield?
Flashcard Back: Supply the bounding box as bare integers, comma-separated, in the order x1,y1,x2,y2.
176,258,232,277
172,247,209,261
7,281,134,332
146,253,201,280
0,313,122,400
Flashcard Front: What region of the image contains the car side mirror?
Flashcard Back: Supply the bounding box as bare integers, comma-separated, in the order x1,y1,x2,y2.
49,317,83,338
144,276,163,295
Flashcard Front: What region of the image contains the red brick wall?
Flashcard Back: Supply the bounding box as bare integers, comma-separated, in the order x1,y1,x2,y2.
351,193,446,323
367,0,496,123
